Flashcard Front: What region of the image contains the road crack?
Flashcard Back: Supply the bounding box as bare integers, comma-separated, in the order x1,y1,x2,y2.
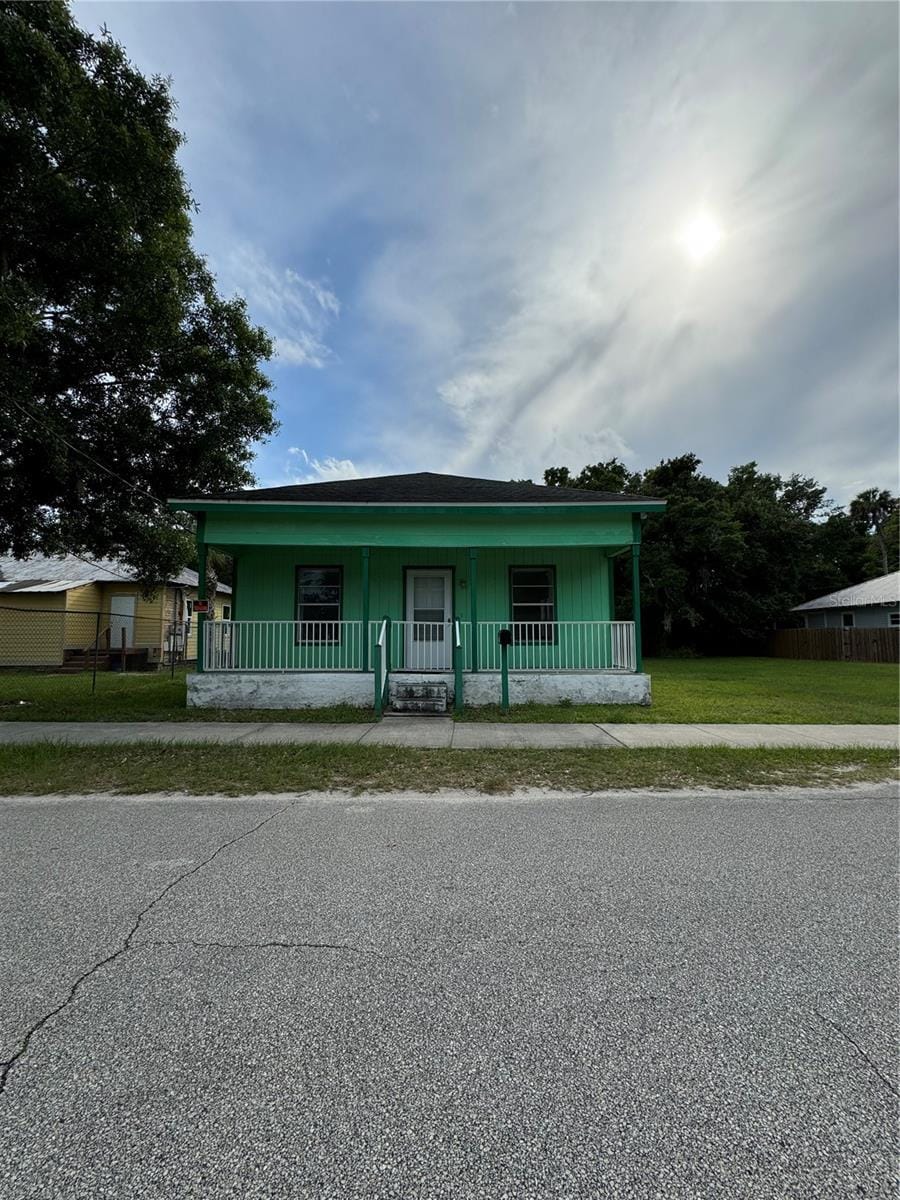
814,996,898,1098
140,938,381,956
0,800,294,1097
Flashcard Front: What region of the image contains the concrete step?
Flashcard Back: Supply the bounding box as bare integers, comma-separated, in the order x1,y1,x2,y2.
389,698,447,715
391,682,447,700
388,680,448,715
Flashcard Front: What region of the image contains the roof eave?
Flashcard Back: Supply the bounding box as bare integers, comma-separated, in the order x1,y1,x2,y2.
168,498,667,513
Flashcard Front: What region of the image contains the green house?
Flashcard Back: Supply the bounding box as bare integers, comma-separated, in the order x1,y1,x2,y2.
170,472,664,713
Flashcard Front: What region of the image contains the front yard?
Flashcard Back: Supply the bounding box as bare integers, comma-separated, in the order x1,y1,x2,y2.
0,657,895,724
462,656,900,724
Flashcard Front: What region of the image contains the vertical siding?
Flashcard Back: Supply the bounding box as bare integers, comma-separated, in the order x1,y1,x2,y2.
233,545,611,623
64,583,104,649
230,544,616,669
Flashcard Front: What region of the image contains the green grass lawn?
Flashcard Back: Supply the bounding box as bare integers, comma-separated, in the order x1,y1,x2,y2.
461,657,899,724
0,742,894,795
0,656,895,724
0,669,373,723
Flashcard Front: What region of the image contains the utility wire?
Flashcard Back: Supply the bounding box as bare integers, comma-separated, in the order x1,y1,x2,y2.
4,395,197,538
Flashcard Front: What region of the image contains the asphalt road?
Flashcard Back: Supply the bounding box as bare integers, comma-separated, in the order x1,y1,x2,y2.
0,787,896,1199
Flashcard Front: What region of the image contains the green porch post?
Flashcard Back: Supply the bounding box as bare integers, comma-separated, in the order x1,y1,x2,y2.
361,547,370,672
631,514,642,673
468,548,478,671
196,512,207,673
606,552,615,620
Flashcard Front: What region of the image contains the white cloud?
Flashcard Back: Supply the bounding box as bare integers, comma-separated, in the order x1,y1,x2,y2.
286,448,365,484
219,243,340,369
352,4,897,487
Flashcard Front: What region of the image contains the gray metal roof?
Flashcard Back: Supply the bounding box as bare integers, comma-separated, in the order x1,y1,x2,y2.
792,571,900,612
0,555,230,594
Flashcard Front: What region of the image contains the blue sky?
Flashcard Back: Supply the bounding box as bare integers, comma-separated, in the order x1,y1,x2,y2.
76,2,898,500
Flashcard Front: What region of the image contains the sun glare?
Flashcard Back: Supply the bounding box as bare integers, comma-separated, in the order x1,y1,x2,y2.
680,212,723,264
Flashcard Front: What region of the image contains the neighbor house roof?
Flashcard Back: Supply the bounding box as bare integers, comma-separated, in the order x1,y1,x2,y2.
791,571,900,612
0,555,230,594
171,471,664,507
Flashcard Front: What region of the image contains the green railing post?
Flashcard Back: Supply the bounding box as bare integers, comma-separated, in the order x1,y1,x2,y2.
454,624,464,713
468,548,478,672
374,641,383,716
196,512,207,673
631,515,643,673
361,547,370,672
500,633,510,713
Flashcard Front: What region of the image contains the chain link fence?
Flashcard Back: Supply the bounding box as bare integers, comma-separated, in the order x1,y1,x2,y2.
0,602,196,686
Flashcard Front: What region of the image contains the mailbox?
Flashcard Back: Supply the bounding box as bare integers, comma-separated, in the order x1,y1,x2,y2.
498,628,513,647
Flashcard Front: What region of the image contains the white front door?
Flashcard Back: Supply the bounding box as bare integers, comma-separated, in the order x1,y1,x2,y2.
109,594,136,649
405,569,452,670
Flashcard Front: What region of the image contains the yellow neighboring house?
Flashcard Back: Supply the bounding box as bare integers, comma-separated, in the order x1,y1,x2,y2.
0,555,231,669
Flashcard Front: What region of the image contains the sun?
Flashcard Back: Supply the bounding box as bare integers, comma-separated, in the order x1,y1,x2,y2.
680,212,723,264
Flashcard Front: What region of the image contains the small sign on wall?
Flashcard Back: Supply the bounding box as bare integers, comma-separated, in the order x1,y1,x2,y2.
193,599,211,614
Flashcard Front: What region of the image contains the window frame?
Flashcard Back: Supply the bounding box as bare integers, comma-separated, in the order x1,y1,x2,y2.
841,611,855,629
508,564,557,644
294,565,344,645
889,613,899,627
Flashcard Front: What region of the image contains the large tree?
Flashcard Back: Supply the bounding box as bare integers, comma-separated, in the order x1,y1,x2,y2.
848,488,899,576
543,454,889,654
0,2,276,583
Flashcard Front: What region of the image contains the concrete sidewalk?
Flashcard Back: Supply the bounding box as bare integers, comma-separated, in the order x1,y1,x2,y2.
0,719,895,748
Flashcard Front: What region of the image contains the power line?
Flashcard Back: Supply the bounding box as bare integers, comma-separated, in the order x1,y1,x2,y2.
4,395,197,538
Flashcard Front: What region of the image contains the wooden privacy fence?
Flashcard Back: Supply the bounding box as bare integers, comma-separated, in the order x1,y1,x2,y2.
769,627,899,663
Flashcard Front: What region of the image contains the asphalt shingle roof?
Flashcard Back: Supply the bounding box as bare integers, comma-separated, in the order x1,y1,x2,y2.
192,471,661,506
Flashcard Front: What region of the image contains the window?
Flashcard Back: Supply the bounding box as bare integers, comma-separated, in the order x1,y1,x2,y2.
890,613,899,627
185,599,194,618
221,604,231,621
296,566,342,642
842,611,854,628
510,566,556,642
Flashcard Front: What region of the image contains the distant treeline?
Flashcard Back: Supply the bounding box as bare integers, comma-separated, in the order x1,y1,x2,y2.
542,455,898,655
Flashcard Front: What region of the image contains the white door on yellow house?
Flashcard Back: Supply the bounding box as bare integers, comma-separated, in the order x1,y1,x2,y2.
404,569,452,670
109,595,136,650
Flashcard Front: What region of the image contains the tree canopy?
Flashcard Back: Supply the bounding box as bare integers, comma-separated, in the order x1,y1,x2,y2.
544,455,891,654
0,1,276,583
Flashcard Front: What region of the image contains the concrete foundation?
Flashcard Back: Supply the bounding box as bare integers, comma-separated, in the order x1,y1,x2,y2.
187,672,374,709
187,670,652,709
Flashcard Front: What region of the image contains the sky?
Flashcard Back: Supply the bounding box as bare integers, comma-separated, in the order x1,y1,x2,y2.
76,1,899,502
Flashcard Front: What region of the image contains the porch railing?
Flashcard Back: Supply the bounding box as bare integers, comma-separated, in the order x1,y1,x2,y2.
368,619,462,673
474,621,636,672
204,620,364,672
203,619,635,673
374,617,390,715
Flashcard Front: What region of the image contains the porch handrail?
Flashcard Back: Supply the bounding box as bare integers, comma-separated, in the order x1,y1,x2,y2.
374,617,390,716
475,621,636,672
453,618,463,713
204,619,364,672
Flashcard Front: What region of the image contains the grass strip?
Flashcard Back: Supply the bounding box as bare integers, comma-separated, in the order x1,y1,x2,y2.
1,657,896,724
0,744,894,796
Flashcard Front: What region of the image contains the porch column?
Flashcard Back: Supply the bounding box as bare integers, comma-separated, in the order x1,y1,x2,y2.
631,515,642,673
361,546,370,672
606,551,615,620
468,548,478,672
196,512,207,673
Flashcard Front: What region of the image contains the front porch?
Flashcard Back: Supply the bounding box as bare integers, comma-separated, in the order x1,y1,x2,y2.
188,615,649,711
